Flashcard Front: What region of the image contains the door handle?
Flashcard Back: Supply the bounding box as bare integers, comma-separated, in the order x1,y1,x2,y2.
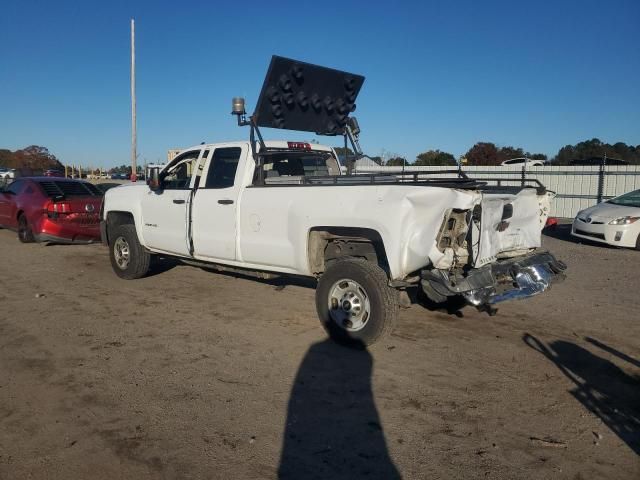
218,199,234,205
173,199,186,204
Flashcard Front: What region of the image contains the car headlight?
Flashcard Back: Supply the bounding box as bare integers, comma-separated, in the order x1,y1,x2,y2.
608,216,640,225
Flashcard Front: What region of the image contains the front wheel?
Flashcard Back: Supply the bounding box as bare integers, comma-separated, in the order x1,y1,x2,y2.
108,223,151,279
316,258,398,347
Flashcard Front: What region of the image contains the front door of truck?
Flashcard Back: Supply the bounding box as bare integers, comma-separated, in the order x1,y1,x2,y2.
140,148,208,256
191,145,246,261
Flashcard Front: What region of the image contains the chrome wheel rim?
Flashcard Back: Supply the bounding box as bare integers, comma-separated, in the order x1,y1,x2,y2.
113,236,130,270
328,279,371,332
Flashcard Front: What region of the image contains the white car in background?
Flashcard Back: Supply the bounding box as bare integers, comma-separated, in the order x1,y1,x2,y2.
501,157,546,167
0,168,15,185
0,168,15,179
571,189,640,250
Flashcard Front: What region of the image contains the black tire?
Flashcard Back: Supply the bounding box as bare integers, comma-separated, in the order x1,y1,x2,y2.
636,233,640,251
18,214,35,243
108,223,151,279
316,258,398,347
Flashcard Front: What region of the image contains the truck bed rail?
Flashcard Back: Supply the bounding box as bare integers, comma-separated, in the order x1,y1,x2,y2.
259,170,547,193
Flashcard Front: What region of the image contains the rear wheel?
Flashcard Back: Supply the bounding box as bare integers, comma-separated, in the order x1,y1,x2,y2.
108,223,151,279
636,233,640,251
316,258,398,347
18,214,35,243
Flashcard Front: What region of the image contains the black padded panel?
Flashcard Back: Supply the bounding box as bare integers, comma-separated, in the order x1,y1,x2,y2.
253,56,365,135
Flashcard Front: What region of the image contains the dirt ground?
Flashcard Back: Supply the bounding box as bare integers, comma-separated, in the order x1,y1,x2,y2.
0,224,638,479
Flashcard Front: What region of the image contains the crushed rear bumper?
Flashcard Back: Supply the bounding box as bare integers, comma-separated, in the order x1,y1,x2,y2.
421,251,566,307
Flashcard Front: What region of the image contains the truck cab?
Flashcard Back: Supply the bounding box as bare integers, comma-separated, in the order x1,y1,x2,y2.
123,141,340,260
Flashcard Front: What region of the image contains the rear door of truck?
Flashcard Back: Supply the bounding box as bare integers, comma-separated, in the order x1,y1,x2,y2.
191,144,250,261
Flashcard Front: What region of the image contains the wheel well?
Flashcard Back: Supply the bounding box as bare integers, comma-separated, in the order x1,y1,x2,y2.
106,211,134,228
308,227,389,276
105,212,134,244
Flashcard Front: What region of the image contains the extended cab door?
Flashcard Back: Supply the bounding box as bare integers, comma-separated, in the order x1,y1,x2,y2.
140,148,208,256
191,144,247,261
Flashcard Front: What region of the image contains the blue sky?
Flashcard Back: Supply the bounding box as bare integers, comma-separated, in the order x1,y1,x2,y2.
1,0,639,168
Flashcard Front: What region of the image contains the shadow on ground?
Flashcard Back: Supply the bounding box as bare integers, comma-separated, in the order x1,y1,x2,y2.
198,265,317,290
524,334,640,455
146,255,181,277
408,287,467,317
278,340,401,479
542,224,579,243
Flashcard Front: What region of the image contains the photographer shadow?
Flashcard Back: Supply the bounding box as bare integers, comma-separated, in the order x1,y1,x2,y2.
524,334,640,455
278,339,401,479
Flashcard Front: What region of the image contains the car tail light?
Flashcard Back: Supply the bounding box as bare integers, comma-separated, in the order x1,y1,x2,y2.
46,201,72,218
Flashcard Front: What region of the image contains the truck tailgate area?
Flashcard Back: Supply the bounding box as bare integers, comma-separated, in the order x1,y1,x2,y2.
474,189,548,267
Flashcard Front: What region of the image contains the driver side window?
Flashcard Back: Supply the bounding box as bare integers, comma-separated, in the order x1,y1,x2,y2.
163,150,201,190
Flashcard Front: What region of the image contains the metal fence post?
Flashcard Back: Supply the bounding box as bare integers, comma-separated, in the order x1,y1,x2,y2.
597,158,606,203
521,165,526,187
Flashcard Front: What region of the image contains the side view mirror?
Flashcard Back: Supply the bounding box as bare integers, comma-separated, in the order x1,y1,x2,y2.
148,167,161,192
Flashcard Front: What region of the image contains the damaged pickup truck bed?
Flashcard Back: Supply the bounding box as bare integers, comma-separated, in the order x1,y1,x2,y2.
101,56,565,346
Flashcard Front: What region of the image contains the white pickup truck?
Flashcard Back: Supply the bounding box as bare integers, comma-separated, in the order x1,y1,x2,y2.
100,56,565,346
101,139,565,345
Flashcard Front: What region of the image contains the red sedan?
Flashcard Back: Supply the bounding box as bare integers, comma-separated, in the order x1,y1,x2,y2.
0,177,103,244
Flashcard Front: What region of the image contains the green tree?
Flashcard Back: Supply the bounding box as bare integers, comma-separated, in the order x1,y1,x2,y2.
1,145,64,171
497,146,524,162
414,150,456,166
333,146,354,158
464,142,500,166
0,149,11,167
386,157,408,167
553,138,640,165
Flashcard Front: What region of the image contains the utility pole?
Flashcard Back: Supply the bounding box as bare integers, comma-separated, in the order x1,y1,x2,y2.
130,18,137,182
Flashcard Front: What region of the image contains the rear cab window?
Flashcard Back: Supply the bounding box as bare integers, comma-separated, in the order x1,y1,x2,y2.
259,150,340,185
